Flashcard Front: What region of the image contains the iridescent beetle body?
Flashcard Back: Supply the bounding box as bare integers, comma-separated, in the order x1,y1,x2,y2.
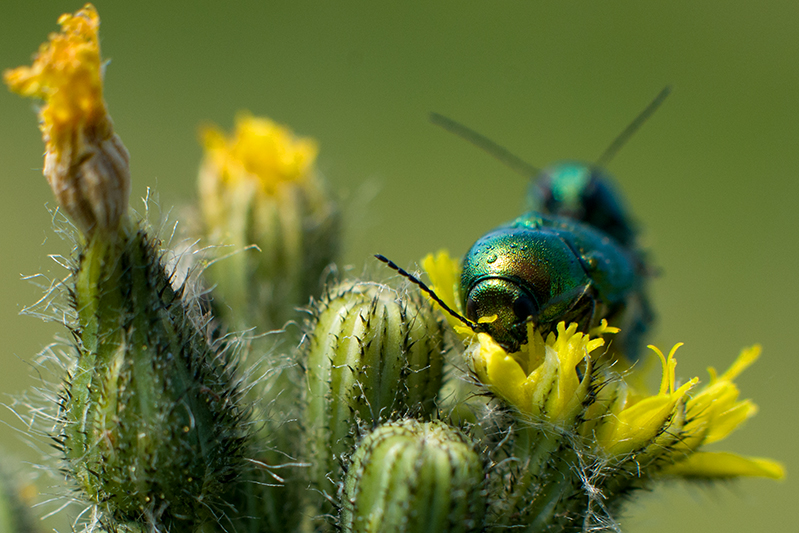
461,191,652,356
525,161,636,247
452,87,669,357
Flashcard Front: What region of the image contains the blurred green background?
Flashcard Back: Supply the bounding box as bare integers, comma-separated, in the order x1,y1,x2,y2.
1,1,796,531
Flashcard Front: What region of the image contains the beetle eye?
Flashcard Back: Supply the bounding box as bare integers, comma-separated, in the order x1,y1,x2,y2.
465,296,478,321
512,294,537,321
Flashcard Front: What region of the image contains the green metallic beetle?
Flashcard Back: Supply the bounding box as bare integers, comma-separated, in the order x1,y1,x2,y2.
460,210,652,355
434,89,667,356
380,88,667,357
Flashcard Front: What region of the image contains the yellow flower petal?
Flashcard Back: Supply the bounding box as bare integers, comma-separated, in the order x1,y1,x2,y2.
681,345,762,449
717,344,761,382
597,379,696,456
478,333,530,409
664,451,785,480
422,250,468,334
703,399,758,445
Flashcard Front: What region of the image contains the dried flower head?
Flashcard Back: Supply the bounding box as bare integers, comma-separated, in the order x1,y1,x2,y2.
4,3,130,236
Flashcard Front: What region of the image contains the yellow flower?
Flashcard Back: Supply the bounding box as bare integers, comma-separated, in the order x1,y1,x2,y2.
593,344,696,456
662,344,785,479
4,3,129,236
467,322,783,478
200,113,318,204
469,322,614,428
197,113,338,331
4,4,104,144
422,248,783,482
198,113,323,236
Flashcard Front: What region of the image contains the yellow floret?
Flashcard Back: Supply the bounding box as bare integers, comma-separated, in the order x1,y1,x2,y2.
4,4,105,151
201,113,318,195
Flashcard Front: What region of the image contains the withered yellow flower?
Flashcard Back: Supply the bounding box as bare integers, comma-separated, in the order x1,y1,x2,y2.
6,6,250,531
4,4,129,236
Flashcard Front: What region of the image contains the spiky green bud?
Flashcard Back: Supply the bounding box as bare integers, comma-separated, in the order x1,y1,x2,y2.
303,281,446,491
340,419,486,533
3,10,252,528
57,224,249,532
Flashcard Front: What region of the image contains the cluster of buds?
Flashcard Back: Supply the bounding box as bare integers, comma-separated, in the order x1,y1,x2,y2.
3,5,783,533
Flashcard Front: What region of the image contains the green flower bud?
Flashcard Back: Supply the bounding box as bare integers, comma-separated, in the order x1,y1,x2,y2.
5,8,251,530
340,419,486,533
198,114,339,333
57,225,249,532
193,114,341,533
303,281,446,491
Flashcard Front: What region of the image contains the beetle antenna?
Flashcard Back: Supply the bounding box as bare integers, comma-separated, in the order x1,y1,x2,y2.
595,86,672,169
429,112,541,177
374,254,478,331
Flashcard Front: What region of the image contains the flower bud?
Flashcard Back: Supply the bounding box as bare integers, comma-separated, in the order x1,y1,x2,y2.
303,281,445,490
340,419,486,533
198,114,339,332
7,7,250,530
56,227,249,531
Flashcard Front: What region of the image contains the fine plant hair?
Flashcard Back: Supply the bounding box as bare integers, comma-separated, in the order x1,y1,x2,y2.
8,196,263,532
